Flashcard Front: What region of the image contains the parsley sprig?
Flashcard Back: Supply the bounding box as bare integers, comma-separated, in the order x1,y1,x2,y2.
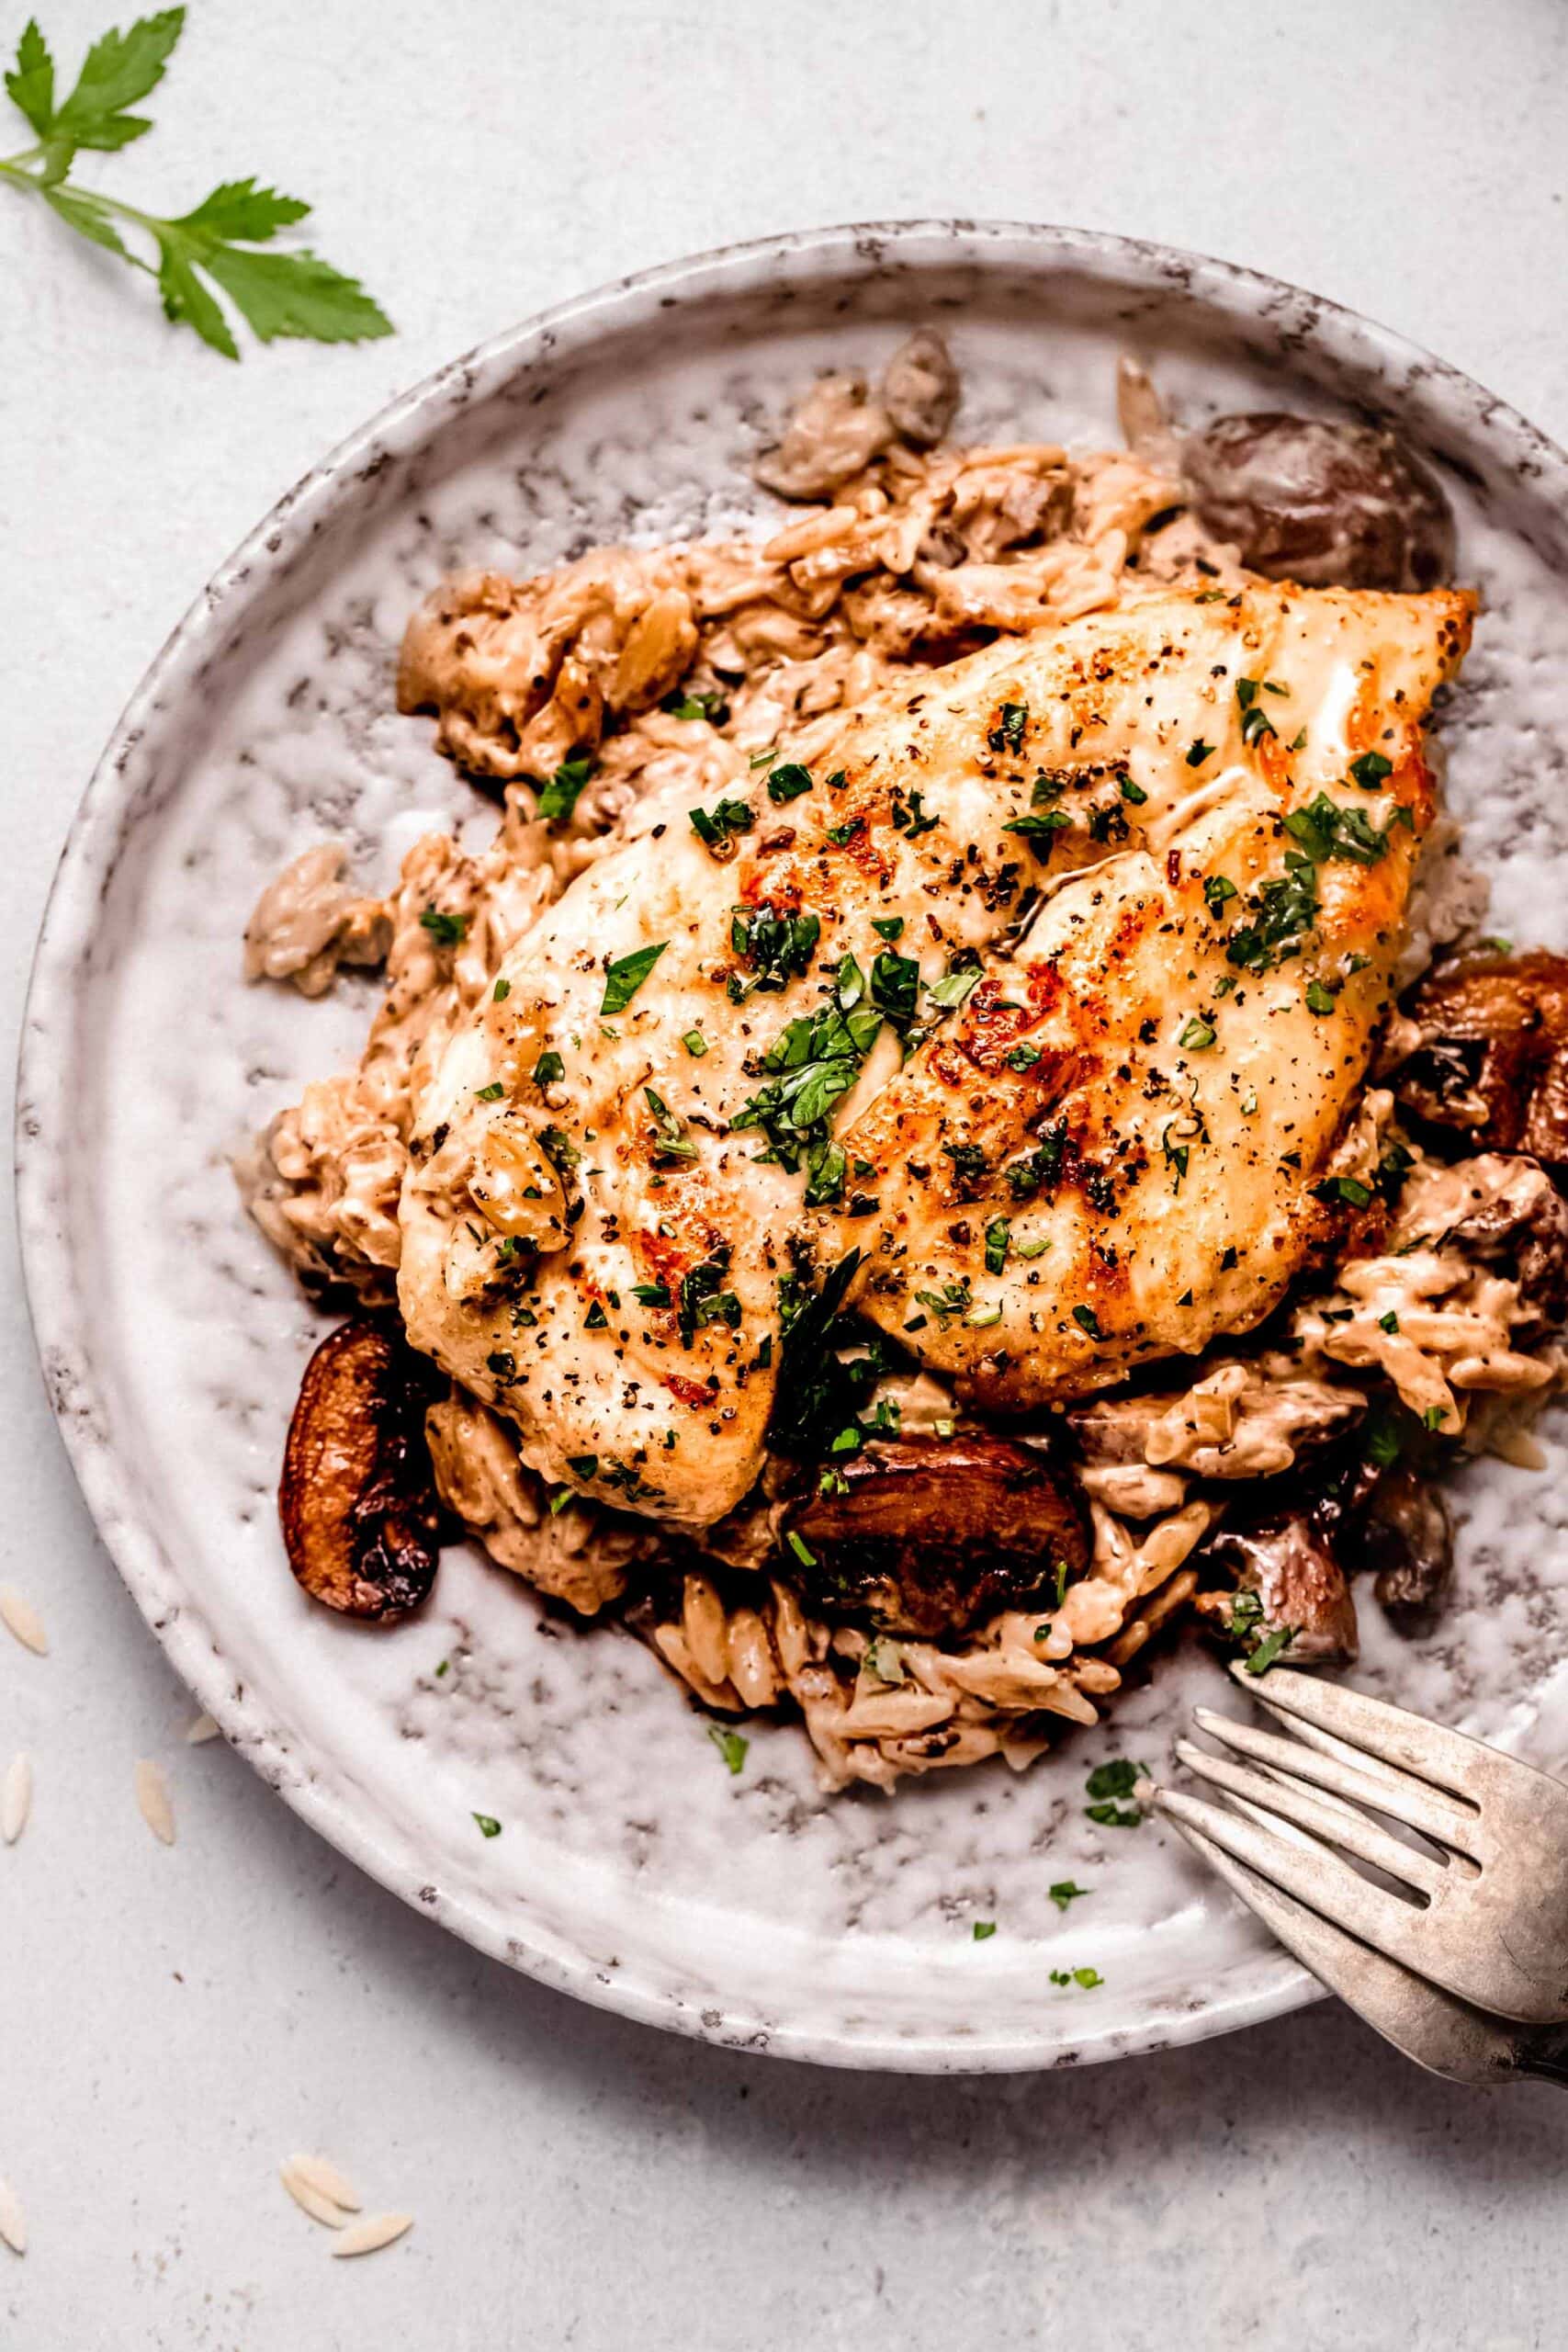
2,11,392,357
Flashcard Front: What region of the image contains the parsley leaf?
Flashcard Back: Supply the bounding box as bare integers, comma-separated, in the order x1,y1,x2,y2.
420,906,468,947
2,12,393,356
472,1812,502,1838
766,762,815,804
1049,1881,1089,1912
601,941,667,1015
707,1724,749,1775
972,1919,998,1941
535,754,595,824
689,797,754,854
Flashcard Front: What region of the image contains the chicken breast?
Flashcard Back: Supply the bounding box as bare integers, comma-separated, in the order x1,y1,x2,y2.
397,580,1472,1526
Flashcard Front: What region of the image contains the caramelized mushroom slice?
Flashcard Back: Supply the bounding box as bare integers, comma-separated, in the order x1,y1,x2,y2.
1393,953,1568,1170
1198,1514,1360,1665
280,1317,446,1619
783,1434,1089,1638
1364,1467,1454,1621
1183,413,1455,591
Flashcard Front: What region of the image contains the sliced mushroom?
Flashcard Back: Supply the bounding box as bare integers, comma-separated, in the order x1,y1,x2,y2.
880,329,961,448
783,1434,1089,1638
1403,1150,1568,1331
279,1317,446,1619
1364,1467,1454,1621
1393,953,1568,1170
1182,413,1455,591
1198,1513,1360,1665
753,372,893,501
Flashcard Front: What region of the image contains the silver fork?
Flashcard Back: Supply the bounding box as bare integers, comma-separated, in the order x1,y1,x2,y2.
1145,1664,1568,2052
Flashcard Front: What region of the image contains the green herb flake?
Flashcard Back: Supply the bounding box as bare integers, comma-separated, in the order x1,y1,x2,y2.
689,796,754,851
767,761,815,804
984,1217,1010,1275
681,1028,708,1057
663,688,730,724
1378,1309,1399,1334
872,916,905,940
1187,739,1215,767
1073,1303,1103,1341
1049,1881,1089,1912
786,1530,817,1567
472,1812,502,1838
420,906,468,947
972,1920,998,1942
1179,1014,1216,1052
1349,750,1393,790
1118,774,1149,805
475,1080,504,1103
1203,874,1237,916
707,1724,749,1775
533,1050,565,1087
493,977,512,1002
601,940,667,1016
1244,1624,1296,1676
1305,979,1337,1015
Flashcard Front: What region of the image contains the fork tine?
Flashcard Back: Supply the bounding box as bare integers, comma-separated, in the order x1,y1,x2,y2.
1149,1783,1473,1988
1192,1704,1476,1853
1230,1664,1503,1801
1154,1799,1518,2087
1175,1736,1445,1895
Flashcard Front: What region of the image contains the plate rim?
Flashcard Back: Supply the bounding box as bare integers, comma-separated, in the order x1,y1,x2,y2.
17,217,1568,2073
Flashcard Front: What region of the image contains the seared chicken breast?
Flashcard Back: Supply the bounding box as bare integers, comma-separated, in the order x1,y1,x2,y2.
397,581,1472,1526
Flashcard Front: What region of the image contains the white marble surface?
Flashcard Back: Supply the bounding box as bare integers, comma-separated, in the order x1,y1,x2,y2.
2,0,1567,2343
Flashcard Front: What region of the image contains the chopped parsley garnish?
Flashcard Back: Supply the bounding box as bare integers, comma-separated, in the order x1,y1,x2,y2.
890,786,940,838
535,753,595,823
1049,1881,1089,1912
1284,791,1391,867
1049,1967,1104,1990
1119,774,1149,805
1226,854,1319,975
663,688,730,724
964,1300,1002,1330
682,1028,708,1057
1179,1014,1216,1052
644,1086,696,1164
601,940,667,1015
972,1919,998,1942
584,1299,608,1330
1162,1127,1190,1189
678,1253,741,1344
1313,1173,1372,1209
472,1813,502,1838
420,906,468,947
989,701,1029,756
707,1724,749,1774
1424,1405,1449,1431
749,746,779,771
870,946,920,1025
730,955,882,1204
533,1050,564,1087
1084,1758,1144,1828
767,761,815,804
688,796,754,852
1073,1303,1102,1340
475,1080,504,1102
1006,1042,1042,1071
1003,808,1073,852
1378,1309,1399,1334
926,962,982,1011
785,1530,817,1567
1348,750,1393,790
567,1453,600,1479
1244,1624,1296,1676
873,916,905,940
1187,739,1215,767
728,904,820,1001
493,977,511,1002
984,1217,1010,1274
1235,676,1281,746
1203,874,1237,915
630,1282,671,1308
1305,978,1337,1015
916,1279,973,1329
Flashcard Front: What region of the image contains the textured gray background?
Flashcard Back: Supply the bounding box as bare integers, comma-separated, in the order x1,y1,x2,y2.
3,1,1567,2345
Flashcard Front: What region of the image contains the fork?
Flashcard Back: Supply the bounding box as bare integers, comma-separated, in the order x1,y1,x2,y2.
1145,1664,1568,2068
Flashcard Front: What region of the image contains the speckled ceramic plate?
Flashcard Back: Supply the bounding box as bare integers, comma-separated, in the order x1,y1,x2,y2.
19,222,1568,2071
